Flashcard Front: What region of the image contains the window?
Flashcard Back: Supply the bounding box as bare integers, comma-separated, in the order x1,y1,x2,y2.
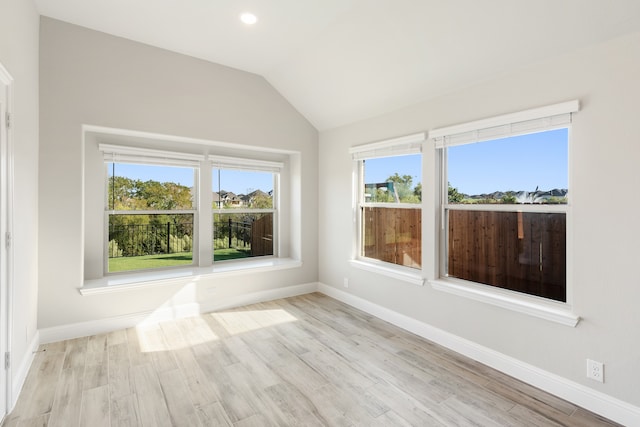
84,130,301,289
351,133,424,271
101,145,202,273
211,159,280,262
432,101,578,304
100,146,289,275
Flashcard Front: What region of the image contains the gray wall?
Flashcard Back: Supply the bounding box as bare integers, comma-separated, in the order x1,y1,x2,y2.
0,0,40,399
319,31,640,406
39,18,318,328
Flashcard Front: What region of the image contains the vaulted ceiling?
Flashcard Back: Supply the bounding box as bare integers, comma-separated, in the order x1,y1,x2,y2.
34,0,640,130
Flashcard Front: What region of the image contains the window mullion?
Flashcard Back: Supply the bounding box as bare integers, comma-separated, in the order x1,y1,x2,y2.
198,161,212,267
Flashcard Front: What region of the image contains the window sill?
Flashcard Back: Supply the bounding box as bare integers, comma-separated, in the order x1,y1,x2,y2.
429,278,580,327
80,258,303,295
349,259,424,286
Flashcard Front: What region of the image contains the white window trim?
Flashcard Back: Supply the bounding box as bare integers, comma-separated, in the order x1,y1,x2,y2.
430,101,580,326
81,258,303,295
431,100,579,147
99,143,205,166
351,133,425,282
429,278,579,327
210,154,284,172
350,132,425,160
84,125,301,290
349,259,424,286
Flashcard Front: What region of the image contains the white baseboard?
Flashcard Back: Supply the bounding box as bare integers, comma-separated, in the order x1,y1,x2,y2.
198,282,318,314
39,282,317,344
317,283,640,426
10,330,39,411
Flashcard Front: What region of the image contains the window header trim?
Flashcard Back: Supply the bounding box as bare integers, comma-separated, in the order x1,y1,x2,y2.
209,155,283,173
430,100,579,148
99,143,204,167
350,132,425,160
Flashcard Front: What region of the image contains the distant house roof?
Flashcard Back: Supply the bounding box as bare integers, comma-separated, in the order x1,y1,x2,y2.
242,189,269,203
214,189,272,206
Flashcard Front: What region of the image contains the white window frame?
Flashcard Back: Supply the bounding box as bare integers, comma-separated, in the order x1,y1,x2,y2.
210,155,283,260
100,144,203,274
429,101,581,326
83,127,302,294
349,133,426,286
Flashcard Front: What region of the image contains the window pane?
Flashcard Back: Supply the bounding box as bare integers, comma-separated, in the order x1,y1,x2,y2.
108,213,194,272
107,163,195,210
447,209,566,302
362,207,421,269
212,169,274,209
363,154,421,203
213,212,274,261
447,129,568,204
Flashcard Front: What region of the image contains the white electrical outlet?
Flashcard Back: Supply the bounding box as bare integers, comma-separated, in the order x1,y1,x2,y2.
587,359,604,383
343,278,349,288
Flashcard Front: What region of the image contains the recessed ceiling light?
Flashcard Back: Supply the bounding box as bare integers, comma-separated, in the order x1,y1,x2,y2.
240,12,258,25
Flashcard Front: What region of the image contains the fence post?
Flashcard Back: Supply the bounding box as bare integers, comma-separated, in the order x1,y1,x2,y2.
167,222,171,254
228,217,232,248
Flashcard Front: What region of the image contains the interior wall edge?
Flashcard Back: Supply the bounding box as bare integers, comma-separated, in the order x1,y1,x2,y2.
9,330,39,413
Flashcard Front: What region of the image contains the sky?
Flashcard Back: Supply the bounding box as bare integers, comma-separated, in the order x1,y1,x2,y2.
364,128,568,196
447,128,568,195
212,169,273,195
364,155,422,187
110,128,568,197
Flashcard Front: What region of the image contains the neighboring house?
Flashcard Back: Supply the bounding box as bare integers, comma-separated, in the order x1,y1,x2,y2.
218,191,243,207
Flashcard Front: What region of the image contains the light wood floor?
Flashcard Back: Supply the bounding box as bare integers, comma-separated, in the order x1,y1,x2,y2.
2,293,619,427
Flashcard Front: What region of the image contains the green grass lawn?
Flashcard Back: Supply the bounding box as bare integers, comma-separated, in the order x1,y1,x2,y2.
109,248,251,272
109,252,194,273
214,247,251,261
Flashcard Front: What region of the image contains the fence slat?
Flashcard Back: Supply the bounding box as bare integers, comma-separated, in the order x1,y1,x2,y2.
363,207,421,269
448,209,566,302
251,215,273,256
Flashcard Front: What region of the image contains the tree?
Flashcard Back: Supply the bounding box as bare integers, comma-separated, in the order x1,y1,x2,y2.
249,194,273,209
108,176,193,211
448,182,464,203
501,192,517,204
385,173,420,203
107,176,194,256
413,182,422,200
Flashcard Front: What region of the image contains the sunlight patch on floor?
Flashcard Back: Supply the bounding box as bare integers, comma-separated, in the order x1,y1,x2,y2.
134,308,298,352
211,309,298,335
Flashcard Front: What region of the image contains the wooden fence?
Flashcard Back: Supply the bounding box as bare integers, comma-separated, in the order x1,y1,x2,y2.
448,209,566,302
251,214,273,257
362,207,421,269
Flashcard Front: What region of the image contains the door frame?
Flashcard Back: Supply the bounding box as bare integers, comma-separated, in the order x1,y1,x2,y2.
0,61,14,419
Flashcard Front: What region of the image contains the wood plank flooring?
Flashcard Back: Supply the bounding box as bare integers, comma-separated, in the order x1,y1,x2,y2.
2,293,620,426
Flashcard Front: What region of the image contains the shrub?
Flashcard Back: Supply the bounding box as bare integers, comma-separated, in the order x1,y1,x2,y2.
181,235,192,252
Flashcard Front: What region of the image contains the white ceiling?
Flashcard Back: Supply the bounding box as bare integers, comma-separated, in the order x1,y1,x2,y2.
34,0,640,131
